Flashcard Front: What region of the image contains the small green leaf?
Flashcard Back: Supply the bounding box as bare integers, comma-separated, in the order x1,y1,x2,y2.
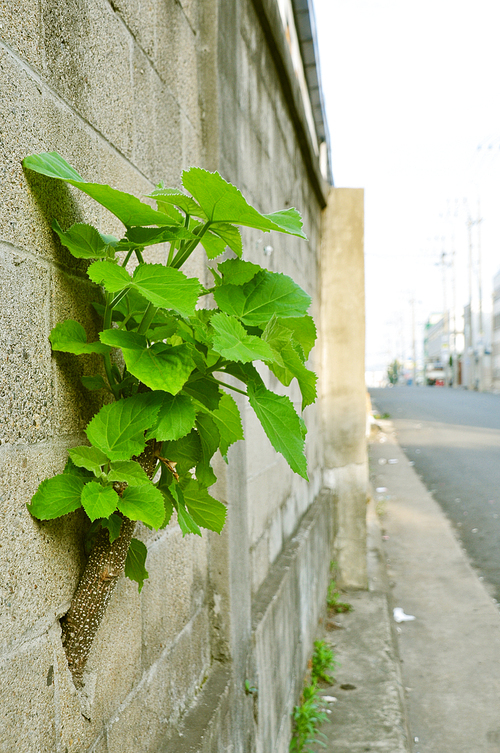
162,430,202,475
169,485,201,536
195,412,219,487
68,446,110,476
117,484,166,528
87,261,132,292
277,315,317,359
210,312,275,363
183,378,222,411
182,168,307,238
28,474,84,519
146,393,197,441
214,270,311,326
144,187,206,218
81,375,108,391
182,479,227,533
63,457,94,480
199,229,227,259
86,393,161,461
81,481,118,522
263,319,317,408
119,343,195,394
211,392,244,456
52,220,111,259
23,151,84,181
210,223,243,257
217,258,261,285
100,513,123,543
49,320,111,356
107,460,150,486
125,225,194,247
124,537,149,592
247,383,308,479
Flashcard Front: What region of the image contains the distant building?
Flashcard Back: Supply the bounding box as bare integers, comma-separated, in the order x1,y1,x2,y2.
423,313,447,385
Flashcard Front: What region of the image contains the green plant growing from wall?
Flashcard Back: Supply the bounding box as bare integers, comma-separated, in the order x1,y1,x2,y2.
290,683,328,752
22,152,317,688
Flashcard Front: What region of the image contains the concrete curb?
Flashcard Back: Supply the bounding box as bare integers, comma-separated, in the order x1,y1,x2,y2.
316,494,412,752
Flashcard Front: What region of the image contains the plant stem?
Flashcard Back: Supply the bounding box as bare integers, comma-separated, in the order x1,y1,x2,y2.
212,378,247,396
135,248,145,264
137,302,158,336
121,249,134,267
171,221,211,269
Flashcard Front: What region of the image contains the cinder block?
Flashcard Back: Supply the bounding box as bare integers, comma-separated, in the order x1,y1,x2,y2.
0,443,86,646
42,0,134,157
0,0,44,69
140,525,208,668
0,634,56,753
0,245,52,444
105,607,211,753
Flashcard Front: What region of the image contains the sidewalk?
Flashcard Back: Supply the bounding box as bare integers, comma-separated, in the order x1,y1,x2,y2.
317,417,500,752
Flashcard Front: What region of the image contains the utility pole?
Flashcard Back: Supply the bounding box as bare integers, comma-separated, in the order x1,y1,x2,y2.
410,296,417,385
467,213,474,389
477,199,484,390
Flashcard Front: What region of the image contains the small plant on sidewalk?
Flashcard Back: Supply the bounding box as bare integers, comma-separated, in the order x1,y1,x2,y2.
327,581,353,613
22,151,316,688
311,639,337,684
290,682,328,753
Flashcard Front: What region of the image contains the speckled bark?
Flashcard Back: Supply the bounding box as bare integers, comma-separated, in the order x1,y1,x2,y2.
60,439,158,688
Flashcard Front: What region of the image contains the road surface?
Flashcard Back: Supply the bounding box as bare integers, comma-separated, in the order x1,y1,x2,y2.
370,385,500,602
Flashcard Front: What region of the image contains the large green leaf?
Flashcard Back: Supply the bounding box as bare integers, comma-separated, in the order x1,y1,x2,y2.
86,393,161,461
49,320,111,356
81,481,118,522
117,484,165,528
182,479,227,533
124,537,149,592
28,474,84,519
182,168,307,239
107,460,150,486
210,312,274,363
214,270,311,326
131,265,201,317
247,384,308,479
217,258,261,286
100,513,123,543
89,262,200,317
68,445,110,476
199,229,227,260
52,220,112,259
211,392,244,456
171,485,201,536
23,152,178,227
145,393,197,441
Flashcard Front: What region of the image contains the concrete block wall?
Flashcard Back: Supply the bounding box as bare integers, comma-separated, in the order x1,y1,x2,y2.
1,1,367,751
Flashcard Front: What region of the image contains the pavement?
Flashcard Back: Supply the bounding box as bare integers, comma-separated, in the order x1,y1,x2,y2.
315,415,500,753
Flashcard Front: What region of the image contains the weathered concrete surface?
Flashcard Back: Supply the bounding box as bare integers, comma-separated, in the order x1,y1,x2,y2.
370,419,500,753
317,500,411,753
321,188,368,589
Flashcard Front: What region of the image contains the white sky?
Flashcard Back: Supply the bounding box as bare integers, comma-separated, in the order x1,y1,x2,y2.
313,0,500,371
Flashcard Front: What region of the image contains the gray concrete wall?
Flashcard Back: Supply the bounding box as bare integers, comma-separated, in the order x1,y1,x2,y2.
0,1,366,751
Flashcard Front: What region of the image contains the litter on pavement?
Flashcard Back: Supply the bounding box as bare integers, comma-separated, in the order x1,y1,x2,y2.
393,607,416,623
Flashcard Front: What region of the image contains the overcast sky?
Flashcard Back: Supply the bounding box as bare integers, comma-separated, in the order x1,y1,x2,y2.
313,0,500,371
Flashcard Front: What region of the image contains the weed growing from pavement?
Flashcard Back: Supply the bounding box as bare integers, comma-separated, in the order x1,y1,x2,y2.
327,581,353,613
290,682,328,752
290,641,337,751
312,640,337,683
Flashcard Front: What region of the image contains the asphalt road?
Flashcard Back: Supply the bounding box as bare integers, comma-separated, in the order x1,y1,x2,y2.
370,385,500,602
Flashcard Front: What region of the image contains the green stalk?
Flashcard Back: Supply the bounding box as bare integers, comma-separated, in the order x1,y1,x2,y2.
102,293,120,398
121,249,134,267
212,378,247,397
135,248,145,264
171,221,211,269
137,302,158,336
